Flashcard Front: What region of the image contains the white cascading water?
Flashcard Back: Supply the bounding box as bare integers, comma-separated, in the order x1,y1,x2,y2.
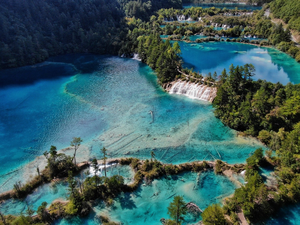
132,53,141,61
177,15,185,21
169,81,217,102
89,163,118,177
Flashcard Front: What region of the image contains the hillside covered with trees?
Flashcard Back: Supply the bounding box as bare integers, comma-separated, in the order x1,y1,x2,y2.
0,0,181,70
0,0,127,69
212,65,300,221
270,0,300,31
119,0,181,20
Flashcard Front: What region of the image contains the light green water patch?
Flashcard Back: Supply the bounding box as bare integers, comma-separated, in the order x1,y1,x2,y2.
97,171,237,224
0,165,134,216
74,57,264,163
189,35,208,41
57,171,237,225
0,55,265,224
176,41,300,84
0,181,69,216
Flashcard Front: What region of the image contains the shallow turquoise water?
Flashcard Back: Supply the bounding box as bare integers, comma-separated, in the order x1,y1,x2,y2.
0,165,134,216
0,54,265,193
182,3,262,10
57,171,237,225
177,41,300,84
0,181,69,215
0,52,292,223
189,35,208,41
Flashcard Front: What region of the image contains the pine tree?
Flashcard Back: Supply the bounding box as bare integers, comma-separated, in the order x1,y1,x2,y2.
167,195,187,225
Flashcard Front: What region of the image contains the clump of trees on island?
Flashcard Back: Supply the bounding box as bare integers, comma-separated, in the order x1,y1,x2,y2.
1,146,246,224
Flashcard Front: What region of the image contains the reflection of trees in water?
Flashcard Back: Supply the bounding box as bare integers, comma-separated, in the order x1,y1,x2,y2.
266,47,290,76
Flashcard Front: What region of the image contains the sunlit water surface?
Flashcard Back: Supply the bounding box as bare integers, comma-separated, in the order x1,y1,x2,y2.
0,50,299,223
177,41,300,84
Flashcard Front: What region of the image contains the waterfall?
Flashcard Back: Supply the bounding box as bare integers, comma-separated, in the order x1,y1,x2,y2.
89,163,118,177
132,53,141,61
177,15,185,21
168,81,217,102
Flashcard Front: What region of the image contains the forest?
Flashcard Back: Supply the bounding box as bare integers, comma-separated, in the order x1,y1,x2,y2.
212,65,300,222
119,0,181,20
0,0,126,69
0,0,181,69
270,0,300,31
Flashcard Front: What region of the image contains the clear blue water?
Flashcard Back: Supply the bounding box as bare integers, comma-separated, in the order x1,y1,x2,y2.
0,54,264,193
0,164,134,216
0,181,69,215
176,41,300,84
1,52,297,223
189,35,208,41
182,3,262,10
57,171,237,225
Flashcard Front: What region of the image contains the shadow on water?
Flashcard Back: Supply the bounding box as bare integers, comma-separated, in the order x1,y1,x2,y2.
0,54,113,88
262,204,300,225
54,210,100,225
0,61,78,88
117,192,137,210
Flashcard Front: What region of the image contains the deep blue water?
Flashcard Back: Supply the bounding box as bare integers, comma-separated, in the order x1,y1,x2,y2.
177,41,300,84
0,49,299,224
0,54,264,193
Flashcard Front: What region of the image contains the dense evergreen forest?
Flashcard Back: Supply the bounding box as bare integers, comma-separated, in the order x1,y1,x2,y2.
119,0,181,20
0,0,126,69
270,0,300,31
0,0,181,69
212,65,300,222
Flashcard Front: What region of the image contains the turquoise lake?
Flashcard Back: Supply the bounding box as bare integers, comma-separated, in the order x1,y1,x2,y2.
0,53,264,193
56,171,237,225
177,41,300,84
0,39,300,223
0,164,134,216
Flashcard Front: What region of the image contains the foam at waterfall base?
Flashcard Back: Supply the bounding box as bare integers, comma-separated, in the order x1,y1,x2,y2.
169,80,217,102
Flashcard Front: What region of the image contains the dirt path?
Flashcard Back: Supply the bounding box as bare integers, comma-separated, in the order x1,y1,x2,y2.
237,211,249,225
270,15,300,44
